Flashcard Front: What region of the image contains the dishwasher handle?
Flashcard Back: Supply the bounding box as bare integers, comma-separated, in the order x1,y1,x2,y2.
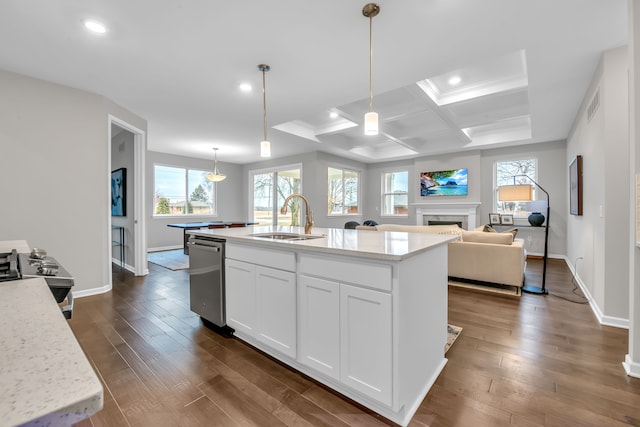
188,236,225,250
190,244,220,252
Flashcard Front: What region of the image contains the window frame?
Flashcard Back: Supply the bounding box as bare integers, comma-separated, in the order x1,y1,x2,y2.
248,163,303,226
327,165,361,216
152,163,218,218
381,169,409,217
494,157,539,218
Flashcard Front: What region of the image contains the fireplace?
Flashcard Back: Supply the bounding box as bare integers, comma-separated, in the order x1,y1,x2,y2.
414,202,481,230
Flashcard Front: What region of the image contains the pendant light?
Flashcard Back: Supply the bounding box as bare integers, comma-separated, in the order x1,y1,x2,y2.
363,3,380,136
258,64,272,157
205,148,226,182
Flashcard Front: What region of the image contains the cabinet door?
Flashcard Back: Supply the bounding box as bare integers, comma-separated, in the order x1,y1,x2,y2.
256,266,297,358
298,275,340,380
225,259,256,336
340,283,392,406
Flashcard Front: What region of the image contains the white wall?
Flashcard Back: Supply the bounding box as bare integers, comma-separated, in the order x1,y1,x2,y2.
0,68,147,294
146,150,245,250
625,0,639,378
567,46,630,326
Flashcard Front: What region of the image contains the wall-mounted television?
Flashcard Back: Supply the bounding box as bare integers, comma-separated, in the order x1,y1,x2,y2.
420,168,468,196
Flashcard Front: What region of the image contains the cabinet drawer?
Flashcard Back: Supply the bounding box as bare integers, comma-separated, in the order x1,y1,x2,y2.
227,243,295,271
299,254,391,292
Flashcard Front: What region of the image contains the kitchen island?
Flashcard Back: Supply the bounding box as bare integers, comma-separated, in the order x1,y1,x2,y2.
187,226,457,426
0,240,103,426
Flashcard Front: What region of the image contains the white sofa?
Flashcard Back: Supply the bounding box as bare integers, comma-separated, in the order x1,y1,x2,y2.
356,224,526,287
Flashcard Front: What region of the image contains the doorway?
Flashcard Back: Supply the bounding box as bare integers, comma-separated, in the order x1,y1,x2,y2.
108,115,147,285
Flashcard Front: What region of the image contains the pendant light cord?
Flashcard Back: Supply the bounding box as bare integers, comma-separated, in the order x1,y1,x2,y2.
262,69,268,141
369,14,373,113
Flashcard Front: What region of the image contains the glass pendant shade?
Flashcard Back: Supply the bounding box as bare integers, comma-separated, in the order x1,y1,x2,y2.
364,111,379,135
206,148,226,182
260,140,271,158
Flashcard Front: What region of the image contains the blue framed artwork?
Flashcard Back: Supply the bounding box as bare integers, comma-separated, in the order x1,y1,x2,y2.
111,168,126,216
420,168,468,196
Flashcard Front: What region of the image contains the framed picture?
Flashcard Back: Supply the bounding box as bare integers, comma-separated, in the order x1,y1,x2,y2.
489,213,501,225
569,155,583,215
501,214,514,225
111,168,126,216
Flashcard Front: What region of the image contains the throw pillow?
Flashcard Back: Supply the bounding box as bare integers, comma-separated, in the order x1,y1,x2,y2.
483,224,497,233
503,228,518,239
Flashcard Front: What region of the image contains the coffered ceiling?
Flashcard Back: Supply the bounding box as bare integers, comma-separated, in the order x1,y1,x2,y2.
0,1,627,164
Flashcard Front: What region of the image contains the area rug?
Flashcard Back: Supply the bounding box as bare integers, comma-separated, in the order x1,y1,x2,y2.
148,249,189,270
446,324,462,353
448,280,521,296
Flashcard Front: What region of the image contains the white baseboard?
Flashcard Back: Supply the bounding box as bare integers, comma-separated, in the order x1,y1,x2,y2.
148,245,183,253
561,256,629,329
72,284,111,299
623,354,640,378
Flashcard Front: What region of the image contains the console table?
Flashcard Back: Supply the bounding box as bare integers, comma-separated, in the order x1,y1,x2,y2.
167,221,256,254
111,225,125,270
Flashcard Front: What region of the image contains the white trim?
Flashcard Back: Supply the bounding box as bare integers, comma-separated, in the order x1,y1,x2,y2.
562,256,629,329
412,202,481,230
108,115,147,281
248,163,304,225
623,354,640,378
72,284,112,299
381,170,409,217
148,245,183,252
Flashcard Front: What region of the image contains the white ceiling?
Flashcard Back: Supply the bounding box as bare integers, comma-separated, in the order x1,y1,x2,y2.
0,1,627,164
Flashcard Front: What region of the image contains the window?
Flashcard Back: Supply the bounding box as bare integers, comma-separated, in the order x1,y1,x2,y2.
382,171,408,216
251,166,301,226
328,167,360,215
495,158,537,216
154,165,216,216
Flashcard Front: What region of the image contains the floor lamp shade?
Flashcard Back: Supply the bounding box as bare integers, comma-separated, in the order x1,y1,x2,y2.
498,184,533,202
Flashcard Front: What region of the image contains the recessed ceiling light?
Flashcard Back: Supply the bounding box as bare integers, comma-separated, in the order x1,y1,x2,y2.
448,76,462,86
84,20,107,34
329,112,339,119
239,83,252,92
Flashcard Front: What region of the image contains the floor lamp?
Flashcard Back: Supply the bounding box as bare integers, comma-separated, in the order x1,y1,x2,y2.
498,175,549,295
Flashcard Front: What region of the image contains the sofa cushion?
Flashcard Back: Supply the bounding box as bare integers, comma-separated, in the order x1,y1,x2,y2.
461,230,513,245
476,224,518,238
374,224,463,235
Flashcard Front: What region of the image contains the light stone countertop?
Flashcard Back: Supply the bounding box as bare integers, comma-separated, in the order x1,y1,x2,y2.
188,225,458,261
0,240,103,426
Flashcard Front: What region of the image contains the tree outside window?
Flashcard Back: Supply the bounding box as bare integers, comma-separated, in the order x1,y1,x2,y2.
382,171,408,216
154,165,215,216
328,167,360,215
495,158,537,216
251,167,301,226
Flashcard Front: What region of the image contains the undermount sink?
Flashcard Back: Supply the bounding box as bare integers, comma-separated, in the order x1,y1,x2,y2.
249,232,325,241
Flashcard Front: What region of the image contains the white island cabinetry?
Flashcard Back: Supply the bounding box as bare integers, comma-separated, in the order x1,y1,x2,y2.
298,253,392,405
190,226,455,427
226,243,297,358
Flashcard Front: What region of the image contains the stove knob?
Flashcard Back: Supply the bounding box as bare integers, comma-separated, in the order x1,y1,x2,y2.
39,267,59,276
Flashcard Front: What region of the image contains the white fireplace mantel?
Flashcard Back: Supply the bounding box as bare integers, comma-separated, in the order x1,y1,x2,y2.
412,202,481,230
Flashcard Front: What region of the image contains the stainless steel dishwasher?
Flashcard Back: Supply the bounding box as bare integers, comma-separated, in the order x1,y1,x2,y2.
188,235,226,327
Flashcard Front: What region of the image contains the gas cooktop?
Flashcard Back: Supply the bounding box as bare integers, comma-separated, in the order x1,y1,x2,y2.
0,249,20,282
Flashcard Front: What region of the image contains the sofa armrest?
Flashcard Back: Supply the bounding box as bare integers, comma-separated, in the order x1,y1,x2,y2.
448,239,525,287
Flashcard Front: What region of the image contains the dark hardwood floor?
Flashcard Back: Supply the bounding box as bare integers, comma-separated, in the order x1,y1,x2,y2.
69,257,640,427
